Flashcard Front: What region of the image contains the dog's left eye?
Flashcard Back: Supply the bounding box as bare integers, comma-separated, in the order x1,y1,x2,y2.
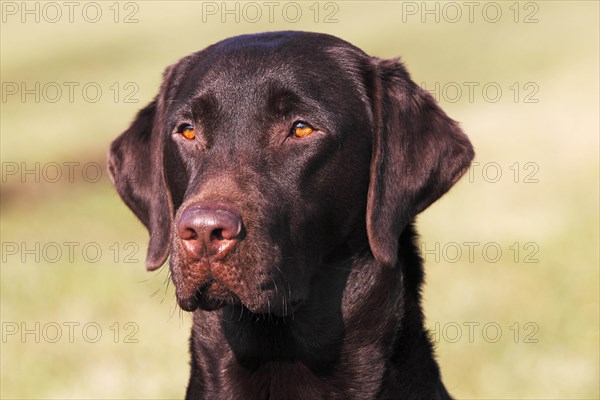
291,121,315,138
178,124,196,140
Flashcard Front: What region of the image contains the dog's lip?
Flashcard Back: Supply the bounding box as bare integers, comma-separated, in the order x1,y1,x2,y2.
178,279,240,312
178,282,305,316
177,281,207,312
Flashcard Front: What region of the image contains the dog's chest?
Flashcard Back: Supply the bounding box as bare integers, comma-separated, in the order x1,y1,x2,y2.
222,361,377,400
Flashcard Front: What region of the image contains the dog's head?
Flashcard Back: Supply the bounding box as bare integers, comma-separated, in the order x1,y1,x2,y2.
108,31,473,315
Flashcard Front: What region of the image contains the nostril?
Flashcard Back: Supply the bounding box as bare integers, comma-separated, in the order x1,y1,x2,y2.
211,228,225,241
212,209,243,241
181,228,198,241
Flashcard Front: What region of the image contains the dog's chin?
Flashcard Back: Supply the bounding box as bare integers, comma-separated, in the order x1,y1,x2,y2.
235,293,305,317
177,280,241,312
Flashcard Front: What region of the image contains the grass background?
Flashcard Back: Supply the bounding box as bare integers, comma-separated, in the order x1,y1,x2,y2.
1,1,598,398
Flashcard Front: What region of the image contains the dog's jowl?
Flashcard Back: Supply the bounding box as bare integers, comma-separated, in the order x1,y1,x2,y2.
108,31,474,400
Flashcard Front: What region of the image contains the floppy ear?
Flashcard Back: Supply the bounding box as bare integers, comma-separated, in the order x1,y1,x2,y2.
367,58,474,267
107,98,173,271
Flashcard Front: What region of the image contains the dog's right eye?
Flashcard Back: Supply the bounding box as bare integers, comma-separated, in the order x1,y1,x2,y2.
291,121,315,138
177,124,196,140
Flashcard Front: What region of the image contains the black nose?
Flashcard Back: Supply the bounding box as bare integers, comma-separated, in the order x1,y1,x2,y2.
177,206,244,259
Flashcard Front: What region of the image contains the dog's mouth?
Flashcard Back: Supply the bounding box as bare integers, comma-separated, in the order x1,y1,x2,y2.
178,279,241,312
172,254,305,315
176,277,305,316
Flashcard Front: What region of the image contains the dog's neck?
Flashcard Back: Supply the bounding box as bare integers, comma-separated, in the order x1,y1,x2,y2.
186,225,448,399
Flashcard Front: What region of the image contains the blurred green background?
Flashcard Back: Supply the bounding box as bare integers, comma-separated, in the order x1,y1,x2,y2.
1,1,598,398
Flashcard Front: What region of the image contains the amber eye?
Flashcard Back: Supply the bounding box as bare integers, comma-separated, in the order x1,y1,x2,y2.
178,124,196,140
291,121,315,138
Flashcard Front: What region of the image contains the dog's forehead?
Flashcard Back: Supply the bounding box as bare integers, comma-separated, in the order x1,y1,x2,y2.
168,32,368,104
201,31,362,72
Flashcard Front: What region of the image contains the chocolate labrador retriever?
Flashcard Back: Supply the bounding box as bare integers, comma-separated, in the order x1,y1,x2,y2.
108,31,473,399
